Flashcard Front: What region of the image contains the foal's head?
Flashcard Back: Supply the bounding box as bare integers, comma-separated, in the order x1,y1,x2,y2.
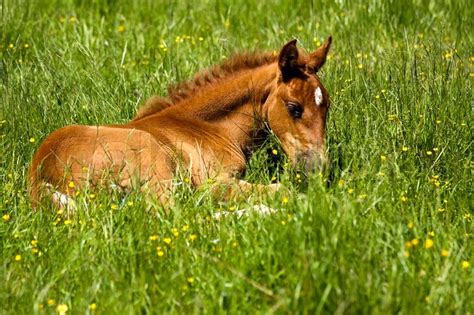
266,37,332,173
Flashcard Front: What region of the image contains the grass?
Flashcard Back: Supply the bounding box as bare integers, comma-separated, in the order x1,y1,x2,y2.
1,0,473,313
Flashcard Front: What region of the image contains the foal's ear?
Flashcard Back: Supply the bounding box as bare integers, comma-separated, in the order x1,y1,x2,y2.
308,36,332,73
279,39,299,81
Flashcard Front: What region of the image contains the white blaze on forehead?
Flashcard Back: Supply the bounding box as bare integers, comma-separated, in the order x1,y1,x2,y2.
314,87,323,106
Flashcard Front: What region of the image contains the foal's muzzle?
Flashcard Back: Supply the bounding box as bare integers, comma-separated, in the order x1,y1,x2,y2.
296,149,327,174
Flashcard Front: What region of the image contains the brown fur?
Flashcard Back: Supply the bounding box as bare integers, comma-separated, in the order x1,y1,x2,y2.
29,37,332,208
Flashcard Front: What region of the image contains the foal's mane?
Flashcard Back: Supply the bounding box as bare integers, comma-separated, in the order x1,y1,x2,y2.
134,51,278,120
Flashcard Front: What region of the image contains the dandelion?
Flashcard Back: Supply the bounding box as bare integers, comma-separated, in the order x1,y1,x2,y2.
428,231,435,237
184,178,190,184
228,205,236,212
357,63,363,69
400,195,408,202
59,17,65,23
375,95,380,99
402,146,409,152
271,149,278,155
348,188,354,194
281,220,287,225
338,179,345,187
433,147,439,152
127,201,133,206
89,193,96,199
426,151,433,156
181,225,189,232
282,196,289,204
441,249,449,257
56,304,68,314
188,234,197,241
198,37,204,41
117,25,126,33
69,16,76,23
29,137,36,143
15,254,22,261
47,299,56,306
149,235,159,241
31,239,38,246
187,277,194,284
388,114,397,121
407,222,414,229
68,181,75,189
157,250,164,257
404,251,410,257
411,239,419,246
111,204,118,210
163,237,172,245
24,43,29,48
171,228,179,237
461,260,470,269
2,214,11,222
32,248,39,254
8,43,14,49
436,120,441,125
89,303,97,310
424,239,434,249
64,219,72,225
404,241,412,249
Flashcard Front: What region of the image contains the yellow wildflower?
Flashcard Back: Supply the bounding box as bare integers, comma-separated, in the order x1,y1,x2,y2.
2,214,10,222
64,220,72,225
426,151,433,156
47,299,56,306
428,231,435,237
402,146,409,152
89,303,97,310
282,196,289,204
89,193,96,199
69,16,76,23
56,304,68,314
338,179,345,187
24,43,29,48
407,222,414,229
181,225,189,232
171,228,179,237
271,149,278,155
441,249,449,257
31,239,38,246
348,188,354,194
281,220,287,225
380,155,386,161
8,43,14,49
411,239,419,246
188,234,197,241
198,37,204,41
404,251,410,257
424,239,434,249
15,254,21,261
29,137,36,143
111,204,118,210
400,195,408,202
32,248,39,254
117,25,126,33
149,235,158,241
163,237,172,245
404,241,412,249
68,181,75,189
357,63,363,69
187,277,194,284
461,260,470,269
433,147,439,152
157,250,164,257
127,201,133,206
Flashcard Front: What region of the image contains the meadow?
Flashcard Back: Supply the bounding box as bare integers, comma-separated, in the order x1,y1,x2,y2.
1,0,473,313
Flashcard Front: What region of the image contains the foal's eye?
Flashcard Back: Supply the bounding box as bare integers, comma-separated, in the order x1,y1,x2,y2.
286,102,303,118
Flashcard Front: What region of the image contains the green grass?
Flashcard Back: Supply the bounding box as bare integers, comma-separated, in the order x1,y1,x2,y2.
1,0,473,313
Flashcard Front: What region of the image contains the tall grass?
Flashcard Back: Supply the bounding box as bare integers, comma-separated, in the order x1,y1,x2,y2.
1,0,472,313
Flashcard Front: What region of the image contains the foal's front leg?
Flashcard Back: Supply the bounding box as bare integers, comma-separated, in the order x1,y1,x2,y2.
212,174,282,201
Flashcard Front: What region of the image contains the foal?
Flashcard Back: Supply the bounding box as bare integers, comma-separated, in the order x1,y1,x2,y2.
29,37,332,208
